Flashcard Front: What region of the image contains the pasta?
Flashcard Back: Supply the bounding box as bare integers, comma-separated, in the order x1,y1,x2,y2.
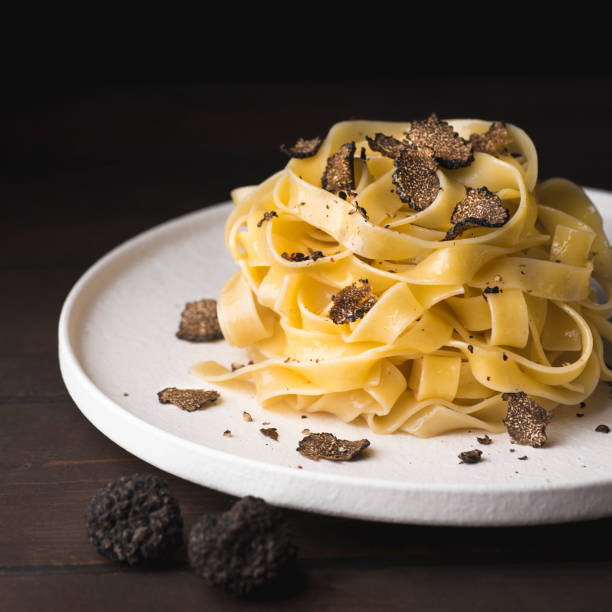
192,118,612,437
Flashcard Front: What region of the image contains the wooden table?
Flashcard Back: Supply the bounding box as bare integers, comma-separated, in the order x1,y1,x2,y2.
3,79,612,611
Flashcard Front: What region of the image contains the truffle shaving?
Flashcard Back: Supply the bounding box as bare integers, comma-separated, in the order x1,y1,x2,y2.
280,136,322,158
322,142,356,195
328,279,377,324
458,449,483,464
177,299,223,342
158,387,220,412
392,146,440,210
260,427,278,441
502,392,553,447
366,133,407,158
469,121,512,155
297,432,370,461
406,113,473,169
444,187,510,240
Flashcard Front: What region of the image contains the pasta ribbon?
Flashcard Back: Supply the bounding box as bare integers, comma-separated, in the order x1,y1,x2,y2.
193,119,612,437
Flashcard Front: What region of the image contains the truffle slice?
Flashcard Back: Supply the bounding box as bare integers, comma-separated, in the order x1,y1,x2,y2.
469,121,512,155
366,133,407,158
502,392,553,447
280,136,322,158
158,387,220,412
260,427,279,441
328,279,377,324
322,142,356,195
458,449,483,464
87,473,183,565
444,187,510,240
177,299,223,342
188,496,297,596
297,432,370,461
392,145,440,210
407,113,474,169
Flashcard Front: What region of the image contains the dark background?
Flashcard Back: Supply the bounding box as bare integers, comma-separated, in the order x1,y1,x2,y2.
3,71,612,610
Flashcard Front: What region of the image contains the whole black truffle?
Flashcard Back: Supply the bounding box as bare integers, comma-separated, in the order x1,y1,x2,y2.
87,473,183,565
188,496,297,596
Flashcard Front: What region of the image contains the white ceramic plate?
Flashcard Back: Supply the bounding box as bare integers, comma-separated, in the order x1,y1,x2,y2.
59,188,612,526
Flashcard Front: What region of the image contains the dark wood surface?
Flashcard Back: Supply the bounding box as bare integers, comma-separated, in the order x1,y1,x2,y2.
3,78,612,611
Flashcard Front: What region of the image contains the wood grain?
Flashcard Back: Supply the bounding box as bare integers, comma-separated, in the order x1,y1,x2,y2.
4,78,612,610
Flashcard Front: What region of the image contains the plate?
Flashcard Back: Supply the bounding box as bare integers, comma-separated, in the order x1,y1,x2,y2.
59,188,612,526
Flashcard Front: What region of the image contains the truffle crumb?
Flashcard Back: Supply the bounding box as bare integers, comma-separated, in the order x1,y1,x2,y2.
256,211,278,227
177,299,223,342
458,449,483,464
280,136,322,158
301,428,311,435
483,286,501,296
469,121,512,155
297,432,370,461
444,187,510,240
392,145,440,210
518,455,528,460
328,279,377,324
407,113,474,169
188,496,297,596
366,133,407,158
158,387,219,412
595,424,610,433
260,427,279,441
502,392,553,447
281,251,310,262
477,434,492,445
322,142,356,195
242,411,253,422
223,430,232,437
87,473,182,565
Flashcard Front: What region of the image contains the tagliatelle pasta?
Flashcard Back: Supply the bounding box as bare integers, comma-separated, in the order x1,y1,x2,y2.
192,118,612,437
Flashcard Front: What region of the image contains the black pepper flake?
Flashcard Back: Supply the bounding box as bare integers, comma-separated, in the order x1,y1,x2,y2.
407,113,474,169
366,133,407,158
458,449,483,464
576,413,585,418
260,427,279,441
309,249,324,261
503,353,508,361
467,345,474,353
502,392,553,447
256,210,278,227
351,201,369,221
392,145,440,210
188,496,297,596
176,299,223,342
87,474,183,565
444,187,510,241
158,387,220,412
483,286,501,295
322,142,356,195
469,121,512,155
518,455,528,460
280,136,322,158
328,279,377,324
595,424,610,433
477,434,492,445
580,401,586,408
297,432,370,461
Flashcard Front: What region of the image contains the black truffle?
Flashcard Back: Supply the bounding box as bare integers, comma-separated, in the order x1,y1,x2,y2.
177,299,223,342
188,496,297,596
469,121,512,155
280,136,322,158
328,279,377,324
392,145,440,210
366,133,407,158
87,473,183,565
321,142,356,195
406,113,474,169
502,392,553,447
444,187,510,240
